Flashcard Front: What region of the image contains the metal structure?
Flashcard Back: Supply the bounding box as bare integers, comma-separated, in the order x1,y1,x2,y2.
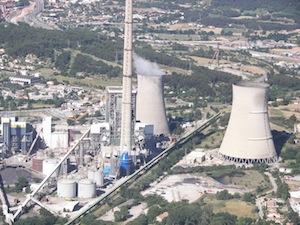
136,74,170,136
105,87,136,146
120,0,133,153
218,82,277,163
1,117,34,155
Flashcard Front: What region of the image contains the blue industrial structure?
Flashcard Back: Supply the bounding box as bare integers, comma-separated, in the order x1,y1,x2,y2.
120,152,132,176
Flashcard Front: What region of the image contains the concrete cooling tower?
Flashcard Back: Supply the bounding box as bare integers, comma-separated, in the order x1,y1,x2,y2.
136,74,170,136
218,81,277,164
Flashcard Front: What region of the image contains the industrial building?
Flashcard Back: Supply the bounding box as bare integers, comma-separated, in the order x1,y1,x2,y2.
42,117,69,150
0,117,35,155
9,75,41,86
105,86,136,146
136,73,170,136
218,81,278,163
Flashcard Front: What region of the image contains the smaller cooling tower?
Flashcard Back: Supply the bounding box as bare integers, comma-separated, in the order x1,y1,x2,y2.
136,74,170,136
218,82,277,164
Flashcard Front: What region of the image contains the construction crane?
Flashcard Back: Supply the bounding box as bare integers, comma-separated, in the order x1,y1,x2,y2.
67,111,89,122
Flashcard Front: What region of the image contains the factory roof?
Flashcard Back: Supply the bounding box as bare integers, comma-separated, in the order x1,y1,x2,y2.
106,86,137,94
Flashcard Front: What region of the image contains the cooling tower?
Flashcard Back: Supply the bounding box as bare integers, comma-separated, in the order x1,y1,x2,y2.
136,74,170,136
218,81,277,164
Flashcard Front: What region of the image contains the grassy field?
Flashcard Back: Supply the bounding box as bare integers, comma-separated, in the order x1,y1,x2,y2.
270,105,300,121
53,75,122,87
202,195,259,219
32,68,122,87
198,130,224,149
229,170,269,190
240,65,267,76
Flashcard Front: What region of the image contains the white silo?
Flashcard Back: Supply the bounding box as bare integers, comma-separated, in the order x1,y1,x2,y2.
88,168,104,187
50,131,69,149
57,179,77,198
42,159,59,177
136,74,170,136
218,81,277,163
78,179,96,198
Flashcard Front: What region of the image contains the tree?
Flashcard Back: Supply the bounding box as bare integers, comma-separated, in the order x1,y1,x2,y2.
127,214,148,225
147,205,162,223
114,206,129,222
211,212,237,225
215,190,233,200
9,101,17,111
14,177,28,193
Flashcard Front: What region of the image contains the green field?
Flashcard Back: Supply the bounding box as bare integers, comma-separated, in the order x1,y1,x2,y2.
203,195,259,219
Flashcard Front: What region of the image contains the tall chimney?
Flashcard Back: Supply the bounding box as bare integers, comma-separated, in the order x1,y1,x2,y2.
120,0,133,153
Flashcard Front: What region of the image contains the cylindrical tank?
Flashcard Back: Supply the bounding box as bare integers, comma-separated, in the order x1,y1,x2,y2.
136,74,170,136
94,170,104,186
57,179,77,198
88,168,104,186
218,81,277,163
78,179,96,198
32,157,44,172
120,152,132,176
42,159,59,177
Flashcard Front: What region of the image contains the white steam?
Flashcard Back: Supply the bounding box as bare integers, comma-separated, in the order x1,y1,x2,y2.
133,53,165,76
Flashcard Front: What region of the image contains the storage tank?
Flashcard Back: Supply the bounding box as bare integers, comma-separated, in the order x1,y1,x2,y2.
57,179,77,198
120,152,132,176
42,159,59,177
32,157,44,172
218,82,278,164
136,73,170,136
78,179,96,198
88,169,104,187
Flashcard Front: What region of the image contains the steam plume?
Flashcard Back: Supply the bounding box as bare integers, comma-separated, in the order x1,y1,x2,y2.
133,53,165,76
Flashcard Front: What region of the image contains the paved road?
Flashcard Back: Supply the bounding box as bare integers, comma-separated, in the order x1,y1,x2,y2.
265,171,278,194
255,172,278,219
5,0,58,30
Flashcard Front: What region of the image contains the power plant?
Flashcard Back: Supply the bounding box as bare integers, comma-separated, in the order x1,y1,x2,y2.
218,81,278,164
136,73,170,136
0,0,212,222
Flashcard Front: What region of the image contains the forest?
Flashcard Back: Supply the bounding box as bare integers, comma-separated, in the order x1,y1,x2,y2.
0,22,298,103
